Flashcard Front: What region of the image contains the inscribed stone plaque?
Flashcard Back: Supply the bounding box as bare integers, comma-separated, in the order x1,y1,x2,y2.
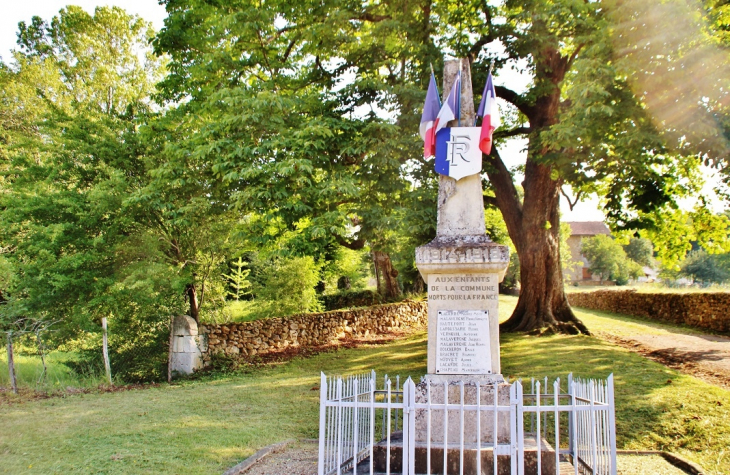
436,310,491,374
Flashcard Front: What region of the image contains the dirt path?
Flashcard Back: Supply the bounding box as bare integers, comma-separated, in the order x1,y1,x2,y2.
571,304,730,390
598,331,730,390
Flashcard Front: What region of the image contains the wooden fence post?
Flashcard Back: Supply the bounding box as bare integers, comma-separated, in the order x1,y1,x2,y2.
102,317,112,385
6,331,17,394
167,316,174,383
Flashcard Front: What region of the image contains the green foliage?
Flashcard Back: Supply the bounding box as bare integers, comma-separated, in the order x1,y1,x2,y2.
321,247,371,293
623,238,655,268
559,222,581,282
223,257,252,301
581,235,644,285
322,289,383,311
252,256,323,318
639,205,730,271
679,250,730,284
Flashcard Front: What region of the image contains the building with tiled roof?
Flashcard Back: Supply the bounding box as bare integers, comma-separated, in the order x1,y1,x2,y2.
565,221,611,283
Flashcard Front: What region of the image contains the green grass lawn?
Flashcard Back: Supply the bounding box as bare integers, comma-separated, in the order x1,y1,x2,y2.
0,351,105,390
1,297,728,474
565,282,730,293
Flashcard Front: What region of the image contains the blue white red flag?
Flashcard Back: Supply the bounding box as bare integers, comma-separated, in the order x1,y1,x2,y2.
434,70,461,138
419,72,441,158
476,71,501,155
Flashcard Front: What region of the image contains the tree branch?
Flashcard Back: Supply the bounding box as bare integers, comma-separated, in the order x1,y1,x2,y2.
560,186,583,211
494,126,531,139
566,43,585,70
468,2,496,63
495,86,534,119
335,235,366,250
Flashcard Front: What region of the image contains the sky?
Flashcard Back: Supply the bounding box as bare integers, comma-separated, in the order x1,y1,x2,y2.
3,2,718,224
0,1,167,62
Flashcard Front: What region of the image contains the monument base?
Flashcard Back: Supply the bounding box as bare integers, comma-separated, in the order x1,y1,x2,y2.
370,431,559,475
423,373,505,385
415,378,511,445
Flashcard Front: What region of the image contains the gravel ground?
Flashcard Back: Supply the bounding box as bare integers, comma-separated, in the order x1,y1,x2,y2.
243,440,318,475
238,440,689,474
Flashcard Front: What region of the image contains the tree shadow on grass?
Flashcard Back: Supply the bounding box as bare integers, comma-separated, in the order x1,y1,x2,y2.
500,332,730,469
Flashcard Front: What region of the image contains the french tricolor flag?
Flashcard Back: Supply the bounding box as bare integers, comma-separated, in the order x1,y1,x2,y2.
434,70,461,137
477,71,501,155
419,72,441,158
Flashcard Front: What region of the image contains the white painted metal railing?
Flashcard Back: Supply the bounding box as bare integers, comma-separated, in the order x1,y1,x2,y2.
318,372,616,475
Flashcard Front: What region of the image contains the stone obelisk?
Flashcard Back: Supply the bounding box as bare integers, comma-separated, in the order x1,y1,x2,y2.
416,60,510,384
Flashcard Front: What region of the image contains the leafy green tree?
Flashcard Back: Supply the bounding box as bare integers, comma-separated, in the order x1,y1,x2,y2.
253,256,323,317
679,250,730,284
581,235,644,285
0,7,172,343
623,238,654,268
639,205,730,271
152,0,727,334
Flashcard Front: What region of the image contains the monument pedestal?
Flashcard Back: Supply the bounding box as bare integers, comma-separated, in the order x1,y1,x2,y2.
415,234,510,447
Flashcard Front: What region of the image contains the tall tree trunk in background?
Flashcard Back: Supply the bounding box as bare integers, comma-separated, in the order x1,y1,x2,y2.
186,284,200,324
372,251,401,299
483,41,590,335
497,160,588,334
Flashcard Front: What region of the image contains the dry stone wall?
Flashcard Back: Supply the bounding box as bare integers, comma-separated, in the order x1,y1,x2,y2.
201,301,428,361
568,290,730,332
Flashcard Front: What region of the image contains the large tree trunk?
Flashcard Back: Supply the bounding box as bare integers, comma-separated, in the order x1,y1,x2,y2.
482,38,590,335
372,251,401,299
499,162,589,335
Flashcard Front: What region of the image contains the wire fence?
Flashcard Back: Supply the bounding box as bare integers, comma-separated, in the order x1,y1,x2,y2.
1,319,172,390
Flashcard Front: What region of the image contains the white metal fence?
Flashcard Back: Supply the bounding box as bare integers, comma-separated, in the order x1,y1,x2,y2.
318,372,616,475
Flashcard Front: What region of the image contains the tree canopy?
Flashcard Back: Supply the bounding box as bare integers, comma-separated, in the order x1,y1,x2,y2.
2,0,730,348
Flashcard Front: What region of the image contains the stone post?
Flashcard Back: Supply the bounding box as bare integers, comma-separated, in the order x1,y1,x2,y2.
170,315,203,376
414,60,511,448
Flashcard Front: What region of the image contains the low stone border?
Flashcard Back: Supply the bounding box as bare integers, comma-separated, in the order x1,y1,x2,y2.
616,450,705,475
202,301,427,363
568,290,730,333
222,439,296,475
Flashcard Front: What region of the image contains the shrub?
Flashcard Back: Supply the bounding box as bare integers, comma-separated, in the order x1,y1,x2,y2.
253,256,323,317
322,289,383,311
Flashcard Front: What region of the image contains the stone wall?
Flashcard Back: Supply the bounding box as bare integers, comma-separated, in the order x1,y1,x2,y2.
201,301,428,360
568,290,730,332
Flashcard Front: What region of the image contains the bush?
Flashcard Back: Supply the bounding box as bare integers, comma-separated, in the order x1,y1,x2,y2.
322,289,384,311
253,256,323,317
581,235,645,284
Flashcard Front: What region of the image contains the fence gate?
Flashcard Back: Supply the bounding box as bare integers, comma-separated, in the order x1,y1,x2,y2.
318,372,616,475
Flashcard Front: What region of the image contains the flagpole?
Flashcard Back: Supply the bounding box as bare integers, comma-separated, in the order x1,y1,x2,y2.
457,59,462,127
430,62,442,107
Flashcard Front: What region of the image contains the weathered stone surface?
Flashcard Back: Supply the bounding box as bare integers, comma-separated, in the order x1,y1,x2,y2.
200,301,428,365
170,315,203,376
414,381,511,444
568,290,730,332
